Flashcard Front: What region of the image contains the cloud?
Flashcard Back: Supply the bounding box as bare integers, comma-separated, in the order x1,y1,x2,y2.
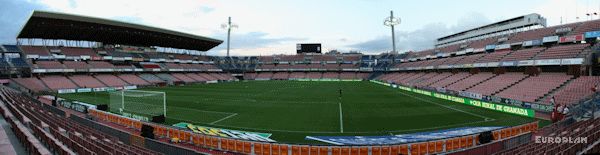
34,0,222,35
534,0,598,26
18,0,305,56
207,31,306,56
0,0,47,44
199,6,215,13
347,12,493,53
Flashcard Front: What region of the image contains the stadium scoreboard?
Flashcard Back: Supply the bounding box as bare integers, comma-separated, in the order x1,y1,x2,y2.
296,43,322,54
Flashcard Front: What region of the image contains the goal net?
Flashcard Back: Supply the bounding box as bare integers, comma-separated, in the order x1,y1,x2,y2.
109,90,166,117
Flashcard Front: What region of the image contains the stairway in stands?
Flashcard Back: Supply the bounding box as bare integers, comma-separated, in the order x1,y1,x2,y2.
66,75,82,88
491,75,531,96
463,74,498,91
440,73,474,88
536,76,577,104
36,76,52,91
530,48,549,60
93,75,111,87
369,72,384,80
579,43,600,58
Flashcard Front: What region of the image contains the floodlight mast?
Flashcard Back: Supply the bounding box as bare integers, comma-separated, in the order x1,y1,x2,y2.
384,11,401,53
222,17,238,57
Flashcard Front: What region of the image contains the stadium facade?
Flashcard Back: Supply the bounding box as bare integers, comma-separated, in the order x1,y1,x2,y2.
0,10,599,154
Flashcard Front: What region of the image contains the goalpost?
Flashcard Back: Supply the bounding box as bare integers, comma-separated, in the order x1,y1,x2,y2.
109,90,166,117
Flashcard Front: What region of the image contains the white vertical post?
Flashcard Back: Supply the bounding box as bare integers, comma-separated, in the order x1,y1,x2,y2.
163,92,167,117
121,90,125,113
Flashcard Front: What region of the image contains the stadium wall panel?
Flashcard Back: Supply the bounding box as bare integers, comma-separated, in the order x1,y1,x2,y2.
88,109,538,155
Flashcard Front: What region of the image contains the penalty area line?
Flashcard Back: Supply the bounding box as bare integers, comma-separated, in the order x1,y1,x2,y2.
210,113,238,125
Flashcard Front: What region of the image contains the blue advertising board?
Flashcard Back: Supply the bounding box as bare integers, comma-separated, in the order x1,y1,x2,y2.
485,45,496,50
585,31,600,38
306,126,503,145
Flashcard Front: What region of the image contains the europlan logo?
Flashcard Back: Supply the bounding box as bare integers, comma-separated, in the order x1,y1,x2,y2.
535,136,588,144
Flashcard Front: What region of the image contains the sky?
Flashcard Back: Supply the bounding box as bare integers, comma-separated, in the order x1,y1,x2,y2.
1,0,599,56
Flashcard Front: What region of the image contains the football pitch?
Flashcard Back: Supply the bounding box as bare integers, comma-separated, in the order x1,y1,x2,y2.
60,80,544,144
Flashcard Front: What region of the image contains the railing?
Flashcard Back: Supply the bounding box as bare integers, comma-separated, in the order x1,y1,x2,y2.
88,109,538,155
569,93,600,120
448,132,533,155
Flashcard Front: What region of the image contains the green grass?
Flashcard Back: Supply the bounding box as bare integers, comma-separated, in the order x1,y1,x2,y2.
60,80,545,144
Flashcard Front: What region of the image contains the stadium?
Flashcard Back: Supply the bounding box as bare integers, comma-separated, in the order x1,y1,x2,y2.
0,1,600,155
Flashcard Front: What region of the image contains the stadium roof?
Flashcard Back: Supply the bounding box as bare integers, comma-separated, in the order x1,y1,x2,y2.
17,11,223,51
436,13,546,46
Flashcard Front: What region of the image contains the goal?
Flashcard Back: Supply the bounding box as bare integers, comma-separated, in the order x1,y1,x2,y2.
109,89,166,117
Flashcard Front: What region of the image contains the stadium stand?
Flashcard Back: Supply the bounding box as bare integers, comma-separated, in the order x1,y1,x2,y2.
208,73,226,80
164,63,183,70
2,45,20,52
198,73,219,81
34,61,64,69
272,72,290,80
171,73,196,83
244,72,258,80
476,50,512,63
117,74,151,86
256,72,274,80
306,72,322,79
440,56,465,66
289,72,306,79
496,117,600,155
88,61,115,69
9,58,29,68
20,46,50,56
356,72,370,79
11,77,48,92
0,87,159,155
500,47,546,61
535,43,589,59
397,72,426,85
216,73,234,80
60,47,98,57
570,19,600,35
466,73,529,96
406,72,438,86
140,63,162,69
155,73,182,83
429,72,472,88
94,74,129,87
0,123,17,155
63,61,90,70
69,75,106,88
507,26,556,43
339,72,356,79
495,73,573,103
322,72,339,79
446,72,496,92
543,76,600,105
139,74,166,84
185,73,209,82
456,54,485,65
40,75,78,90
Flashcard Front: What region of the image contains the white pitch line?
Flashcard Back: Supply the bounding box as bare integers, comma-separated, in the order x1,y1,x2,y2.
210,113,238,125
339,101,344,133
396,90,493,120
173,106,236,115
173,115,495,134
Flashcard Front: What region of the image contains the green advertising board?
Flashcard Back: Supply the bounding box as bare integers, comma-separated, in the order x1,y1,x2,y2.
370,80,535,117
